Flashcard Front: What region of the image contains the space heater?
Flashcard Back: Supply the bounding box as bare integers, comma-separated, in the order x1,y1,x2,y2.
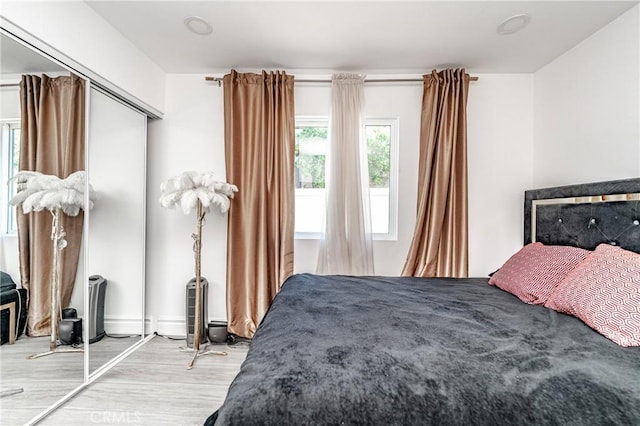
186,277,208,347
88,275,107,343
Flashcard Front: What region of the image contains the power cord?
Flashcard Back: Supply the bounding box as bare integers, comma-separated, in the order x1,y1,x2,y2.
153,331,185,341
105,333,140,339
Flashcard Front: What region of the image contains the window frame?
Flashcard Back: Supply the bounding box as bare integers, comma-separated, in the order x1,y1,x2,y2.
294,117,328,240
1,121,21,235
293,116,399,241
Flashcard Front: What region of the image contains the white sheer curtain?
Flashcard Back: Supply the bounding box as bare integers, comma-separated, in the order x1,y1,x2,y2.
316,74,374,275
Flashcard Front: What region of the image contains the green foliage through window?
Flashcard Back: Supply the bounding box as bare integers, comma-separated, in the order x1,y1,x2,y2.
295,126,327,188
366,126,390,188
11,128,20,175
295,124,391,189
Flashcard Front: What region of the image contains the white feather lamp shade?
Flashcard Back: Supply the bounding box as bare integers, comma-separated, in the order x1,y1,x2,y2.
9,170,97,216
159,171,238,215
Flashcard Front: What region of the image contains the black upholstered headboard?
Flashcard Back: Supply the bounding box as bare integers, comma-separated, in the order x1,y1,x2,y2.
524,178,640,254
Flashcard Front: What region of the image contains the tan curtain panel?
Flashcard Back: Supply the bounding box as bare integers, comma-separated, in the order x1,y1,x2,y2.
402,68,469,278
18,74,86,336
223,70,295,338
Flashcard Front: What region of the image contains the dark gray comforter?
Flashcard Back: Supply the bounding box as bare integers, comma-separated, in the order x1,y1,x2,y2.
208,274,640,425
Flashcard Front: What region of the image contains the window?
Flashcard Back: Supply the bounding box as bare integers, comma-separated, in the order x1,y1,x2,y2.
294,117,398,240
2,122,20,234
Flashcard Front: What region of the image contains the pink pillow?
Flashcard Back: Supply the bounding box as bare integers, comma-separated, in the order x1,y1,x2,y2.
489,242,590,305
545,244,640,347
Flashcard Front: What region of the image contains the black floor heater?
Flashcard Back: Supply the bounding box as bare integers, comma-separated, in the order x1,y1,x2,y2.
186,277,208,347
88,275,107,343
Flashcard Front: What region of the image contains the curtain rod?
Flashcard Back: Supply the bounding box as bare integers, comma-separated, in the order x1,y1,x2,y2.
205,75,478,86
0,83,20,87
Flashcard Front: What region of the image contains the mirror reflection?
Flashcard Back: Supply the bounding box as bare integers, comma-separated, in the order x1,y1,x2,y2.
0,31,149,423
86,87,147,374
0,33,85,424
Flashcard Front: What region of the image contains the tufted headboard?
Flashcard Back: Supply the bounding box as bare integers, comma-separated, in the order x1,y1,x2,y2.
524,178,640,254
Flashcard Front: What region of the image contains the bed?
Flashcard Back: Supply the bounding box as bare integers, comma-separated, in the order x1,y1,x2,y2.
207,178,640,426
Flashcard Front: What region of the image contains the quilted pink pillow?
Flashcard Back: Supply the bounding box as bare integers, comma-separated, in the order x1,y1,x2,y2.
545,244,640,347
489,242,590,305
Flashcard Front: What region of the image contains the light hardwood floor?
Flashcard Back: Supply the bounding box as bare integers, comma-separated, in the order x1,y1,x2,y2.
1,335,85,425
1,336,248,426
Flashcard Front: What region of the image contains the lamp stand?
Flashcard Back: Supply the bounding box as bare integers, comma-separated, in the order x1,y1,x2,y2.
179,200,227,369
28,209,83,359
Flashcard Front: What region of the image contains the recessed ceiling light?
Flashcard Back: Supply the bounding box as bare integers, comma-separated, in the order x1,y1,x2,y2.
496,14,531,35
184,16,213,36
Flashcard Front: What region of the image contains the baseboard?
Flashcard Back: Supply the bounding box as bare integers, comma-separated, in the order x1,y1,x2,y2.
156,317,185,338
104,316,146,335
144,316,154,335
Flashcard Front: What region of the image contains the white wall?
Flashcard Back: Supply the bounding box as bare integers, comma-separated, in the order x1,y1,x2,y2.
467,74,534,275
147,75,228,335
0,236,19,283
146,73,534,329
1,1,166,115
533,5,640,187
0,86,19,120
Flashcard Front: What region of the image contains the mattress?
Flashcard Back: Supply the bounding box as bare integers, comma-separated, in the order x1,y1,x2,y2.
208,274,640,425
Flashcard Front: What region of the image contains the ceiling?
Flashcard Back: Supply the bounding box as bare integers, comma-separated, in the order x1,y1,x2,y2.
84,1,639,74
0,34,67,75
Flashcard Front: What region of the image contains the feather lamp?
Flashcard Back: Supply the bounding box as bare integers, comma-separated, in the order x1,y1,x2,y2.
9,170,96,355
159,171,237,367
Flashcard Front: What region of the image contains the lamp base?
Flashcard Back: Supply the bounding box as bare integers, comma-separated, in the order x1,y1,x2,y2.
27,346,83,360
178,344,227,370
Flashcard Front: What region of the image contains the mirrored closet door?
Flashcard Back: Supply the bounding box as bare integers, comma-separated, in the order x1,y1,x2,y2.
86,87,147,375
0,32,86,424
1,28,149,424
